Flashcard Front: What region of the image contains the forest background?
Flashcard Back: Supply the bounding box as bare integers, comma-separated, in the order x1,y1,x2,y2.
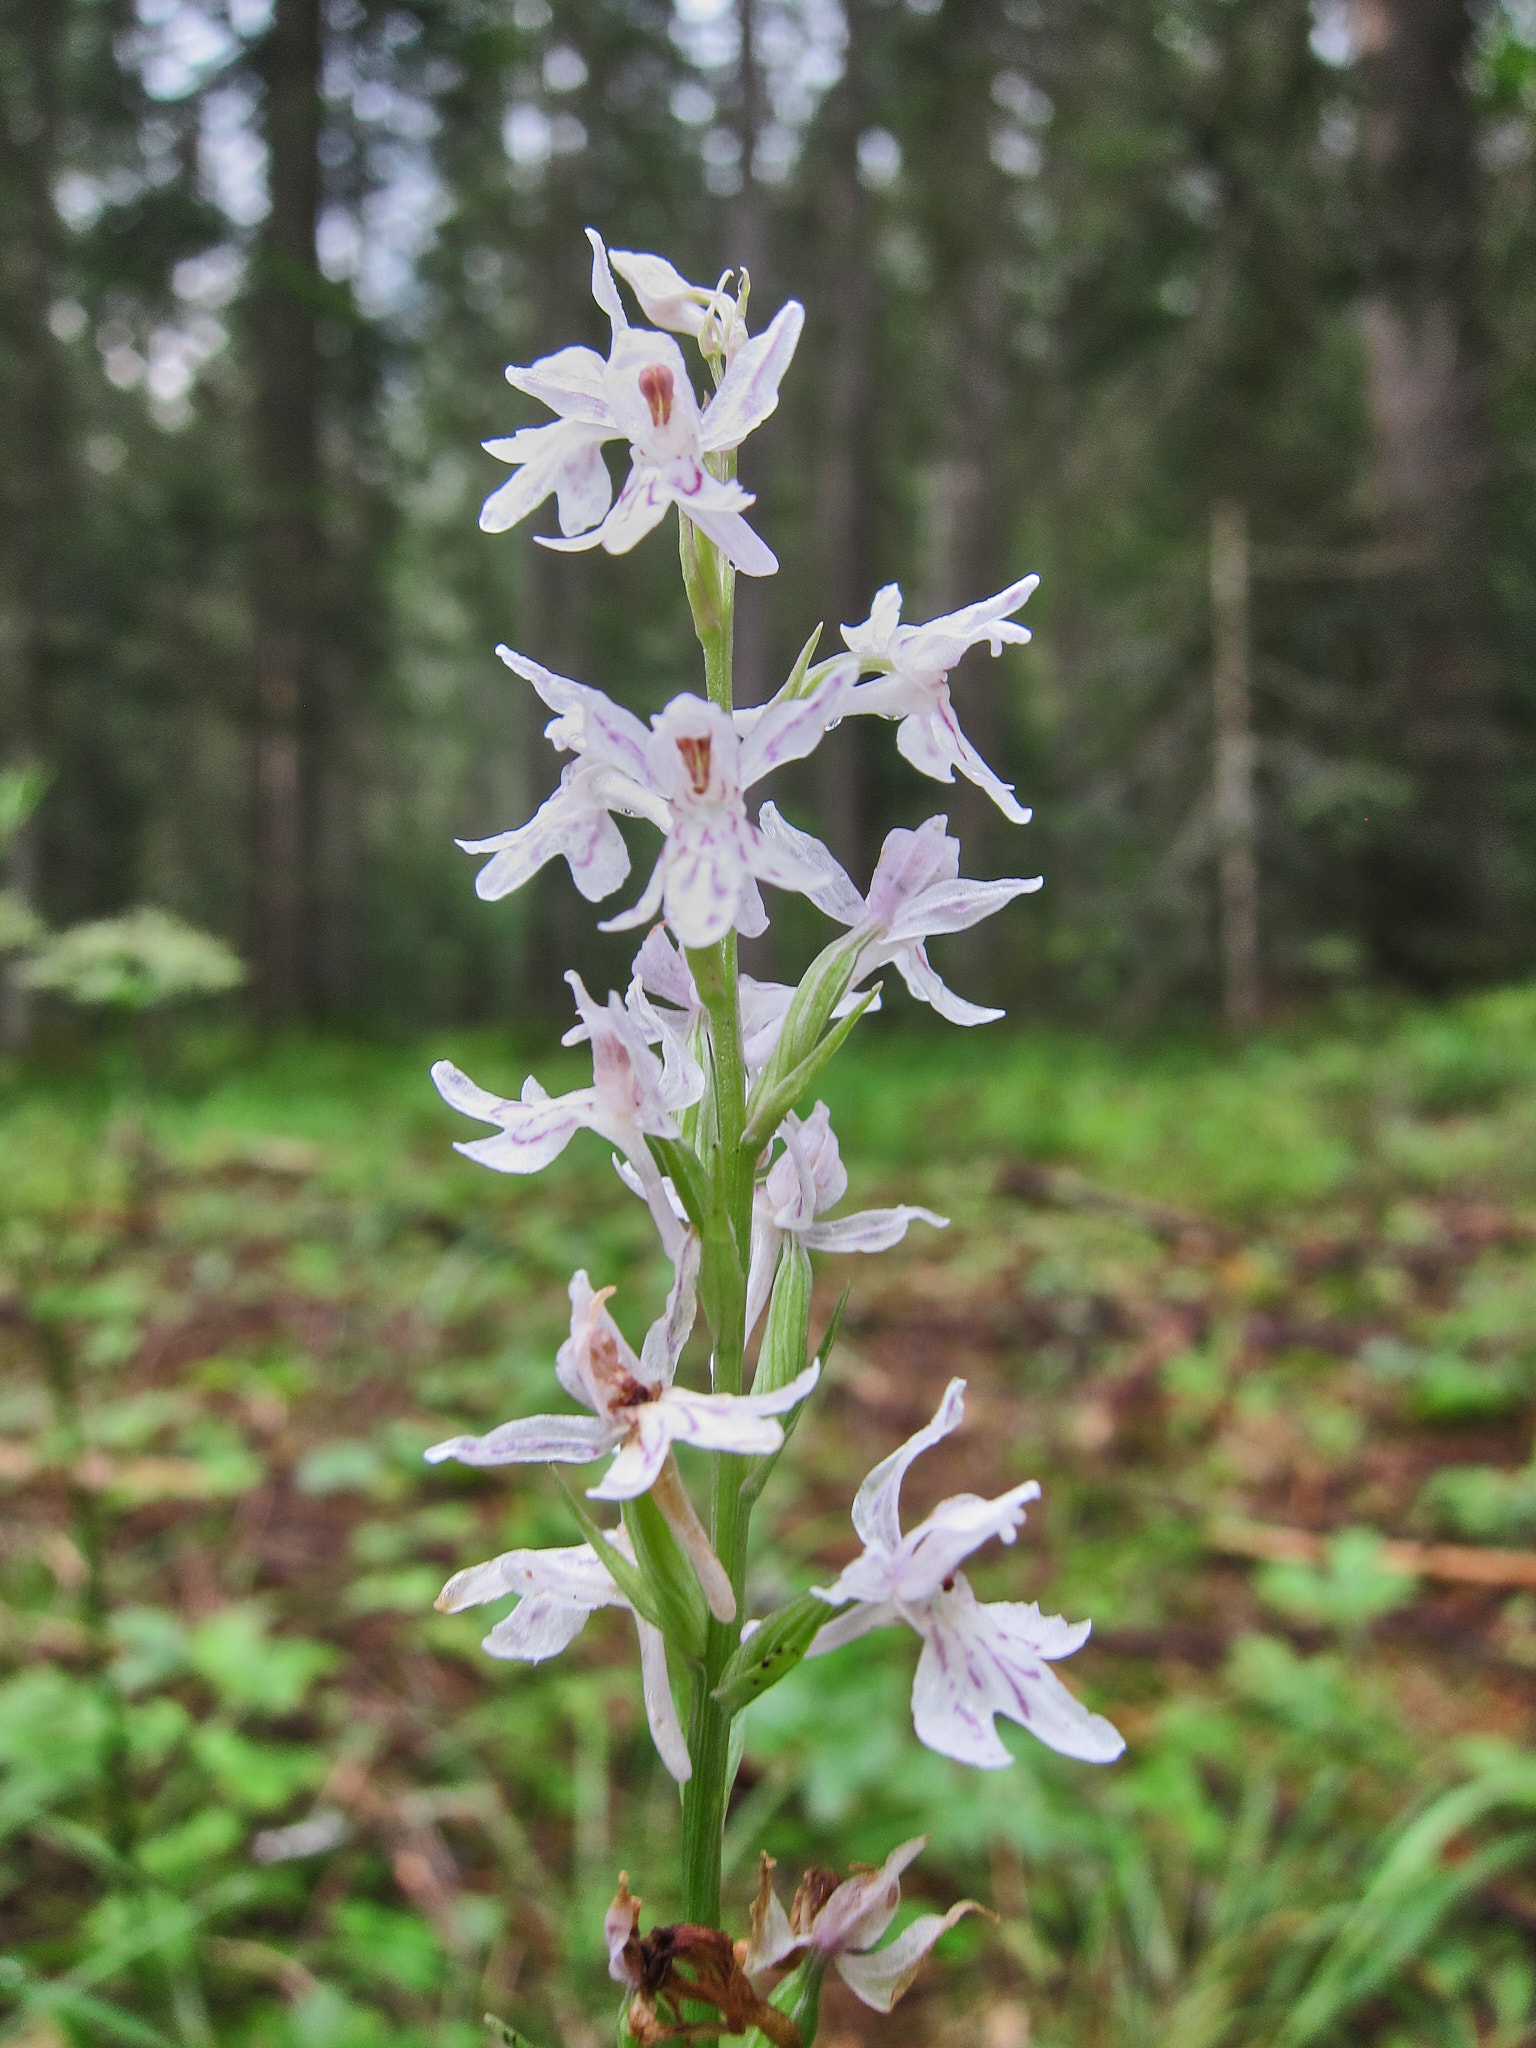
11,6,1536,2047
6,0,1536,1033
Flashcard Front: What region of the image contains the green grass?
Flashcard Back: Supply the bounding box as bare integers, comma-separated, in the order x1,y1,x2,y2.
4,985,1536,2048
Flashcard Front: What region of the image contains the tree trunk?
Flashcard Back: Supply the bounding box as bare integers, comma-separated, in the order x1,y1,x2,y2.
811,3,873,875
1354,0,1502,978
249,0,325,1022
1210,501,1260,1027
0,0,69,1049
726,0,772,708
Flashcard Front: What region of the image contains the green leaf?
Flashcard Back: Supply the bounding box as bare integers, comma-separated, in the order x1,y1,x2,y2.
188,1606,338,1716
747,932,865,1116
551,1470,664,1632
779,623,824,699
647,1135,708,1232
621,1491,708,1662
742,986,879,1155
485,2017,545,2048
754,1241,812,1399
711,1590,832,1717
741,1286,848,1512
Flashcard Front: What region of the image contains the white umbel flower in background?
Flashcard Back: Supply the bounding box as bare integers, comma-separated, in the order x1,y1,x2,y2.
842,578,1039,819
807,1377,1125,1768
435,1533,691,1783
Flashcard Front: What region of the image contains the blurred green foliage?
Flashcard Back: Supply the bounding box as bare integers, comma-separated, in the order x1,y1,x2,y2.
4,986,1536,2044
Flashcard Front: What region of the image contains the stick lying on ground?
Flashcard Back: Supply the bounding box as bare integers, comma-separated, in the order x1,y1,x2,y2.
1209,1516,1536,1591
998,1158,1238,1246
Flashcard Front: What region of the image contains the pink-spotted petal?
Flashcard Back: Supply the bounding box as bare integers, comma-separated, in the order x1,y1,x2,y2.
585,226,628,336
699,299,805,451
889,942,1004,1027
850,1377,967,1553
754,803,864,923
480,1593,597,1662
801,1205,948,1258
634,1614,692,1782
910,1579,1124,1768
811,1838,927,1959
422,1411,616,1468
504,342,619,430
435,1540,622,1614
834,1903,985,2014
739,658,858,787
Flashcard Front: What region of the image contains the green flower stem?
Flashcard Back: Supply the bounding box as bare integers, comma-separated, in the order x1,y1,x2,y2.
679,522,753,1933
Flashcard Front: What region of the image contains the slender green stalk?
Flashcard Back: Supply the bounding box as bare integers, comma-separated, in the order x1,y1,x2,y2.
677,519,752,1931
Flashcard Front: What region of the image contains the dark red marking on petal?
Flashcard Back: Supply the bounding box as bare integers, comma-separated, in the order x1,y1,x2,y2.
638,363,675,428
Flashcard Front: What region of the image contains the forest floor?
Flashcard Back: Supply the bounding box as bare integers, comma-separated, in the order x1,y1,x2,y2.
6,988,1536,2048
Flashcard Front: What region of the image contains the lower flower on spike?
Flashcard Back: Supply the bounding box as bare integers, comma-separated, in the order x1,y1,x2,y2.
435,1535,691,1783
606,1874,800,2047
742,1839,986,2017
806,1378,1125,1768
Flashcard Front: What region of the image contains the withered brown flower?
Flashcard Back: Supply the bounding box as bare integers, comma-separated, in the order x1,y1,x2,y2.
606,1874,799,2047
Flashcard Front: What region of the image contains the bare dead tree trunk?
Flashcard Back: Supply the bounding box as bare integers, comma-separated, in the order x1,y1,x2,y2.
1354,0,1502,976
250,0,325,1022
728,0,772,707
0,0,68,1051
811,2,873,875
1210,501,1260,1028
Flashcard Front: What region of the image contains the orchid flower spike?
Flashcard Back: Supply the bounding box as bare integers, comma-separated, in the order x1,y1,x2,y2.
424,1247,819,1621
743,1840,985,2016
435,1535,691,1783
481,229,803,576
842,578,1039,820
487,647,858,948
431,970,701,1257
757,807,1041,1025
808,1378,1125,1768
745,1102,948,1337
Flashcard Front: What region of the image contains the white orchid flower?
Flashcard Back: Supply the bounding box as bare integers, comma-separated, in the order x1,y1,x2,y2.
435,1532,691,1784
481,230,802,577
757,807,1041,1025
455,757,667,906
841,578,1039,820
808,1378,1125,1769
430,970,702,1257
743,1839,983,2015
485,648,858,949
744,1102,948,1337
425,1247,818,1620
607,249,747,360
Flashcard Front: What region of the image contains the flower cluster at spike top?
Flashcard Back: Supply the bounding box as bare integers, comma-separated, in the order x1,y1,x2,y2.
427,230,1124,2046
